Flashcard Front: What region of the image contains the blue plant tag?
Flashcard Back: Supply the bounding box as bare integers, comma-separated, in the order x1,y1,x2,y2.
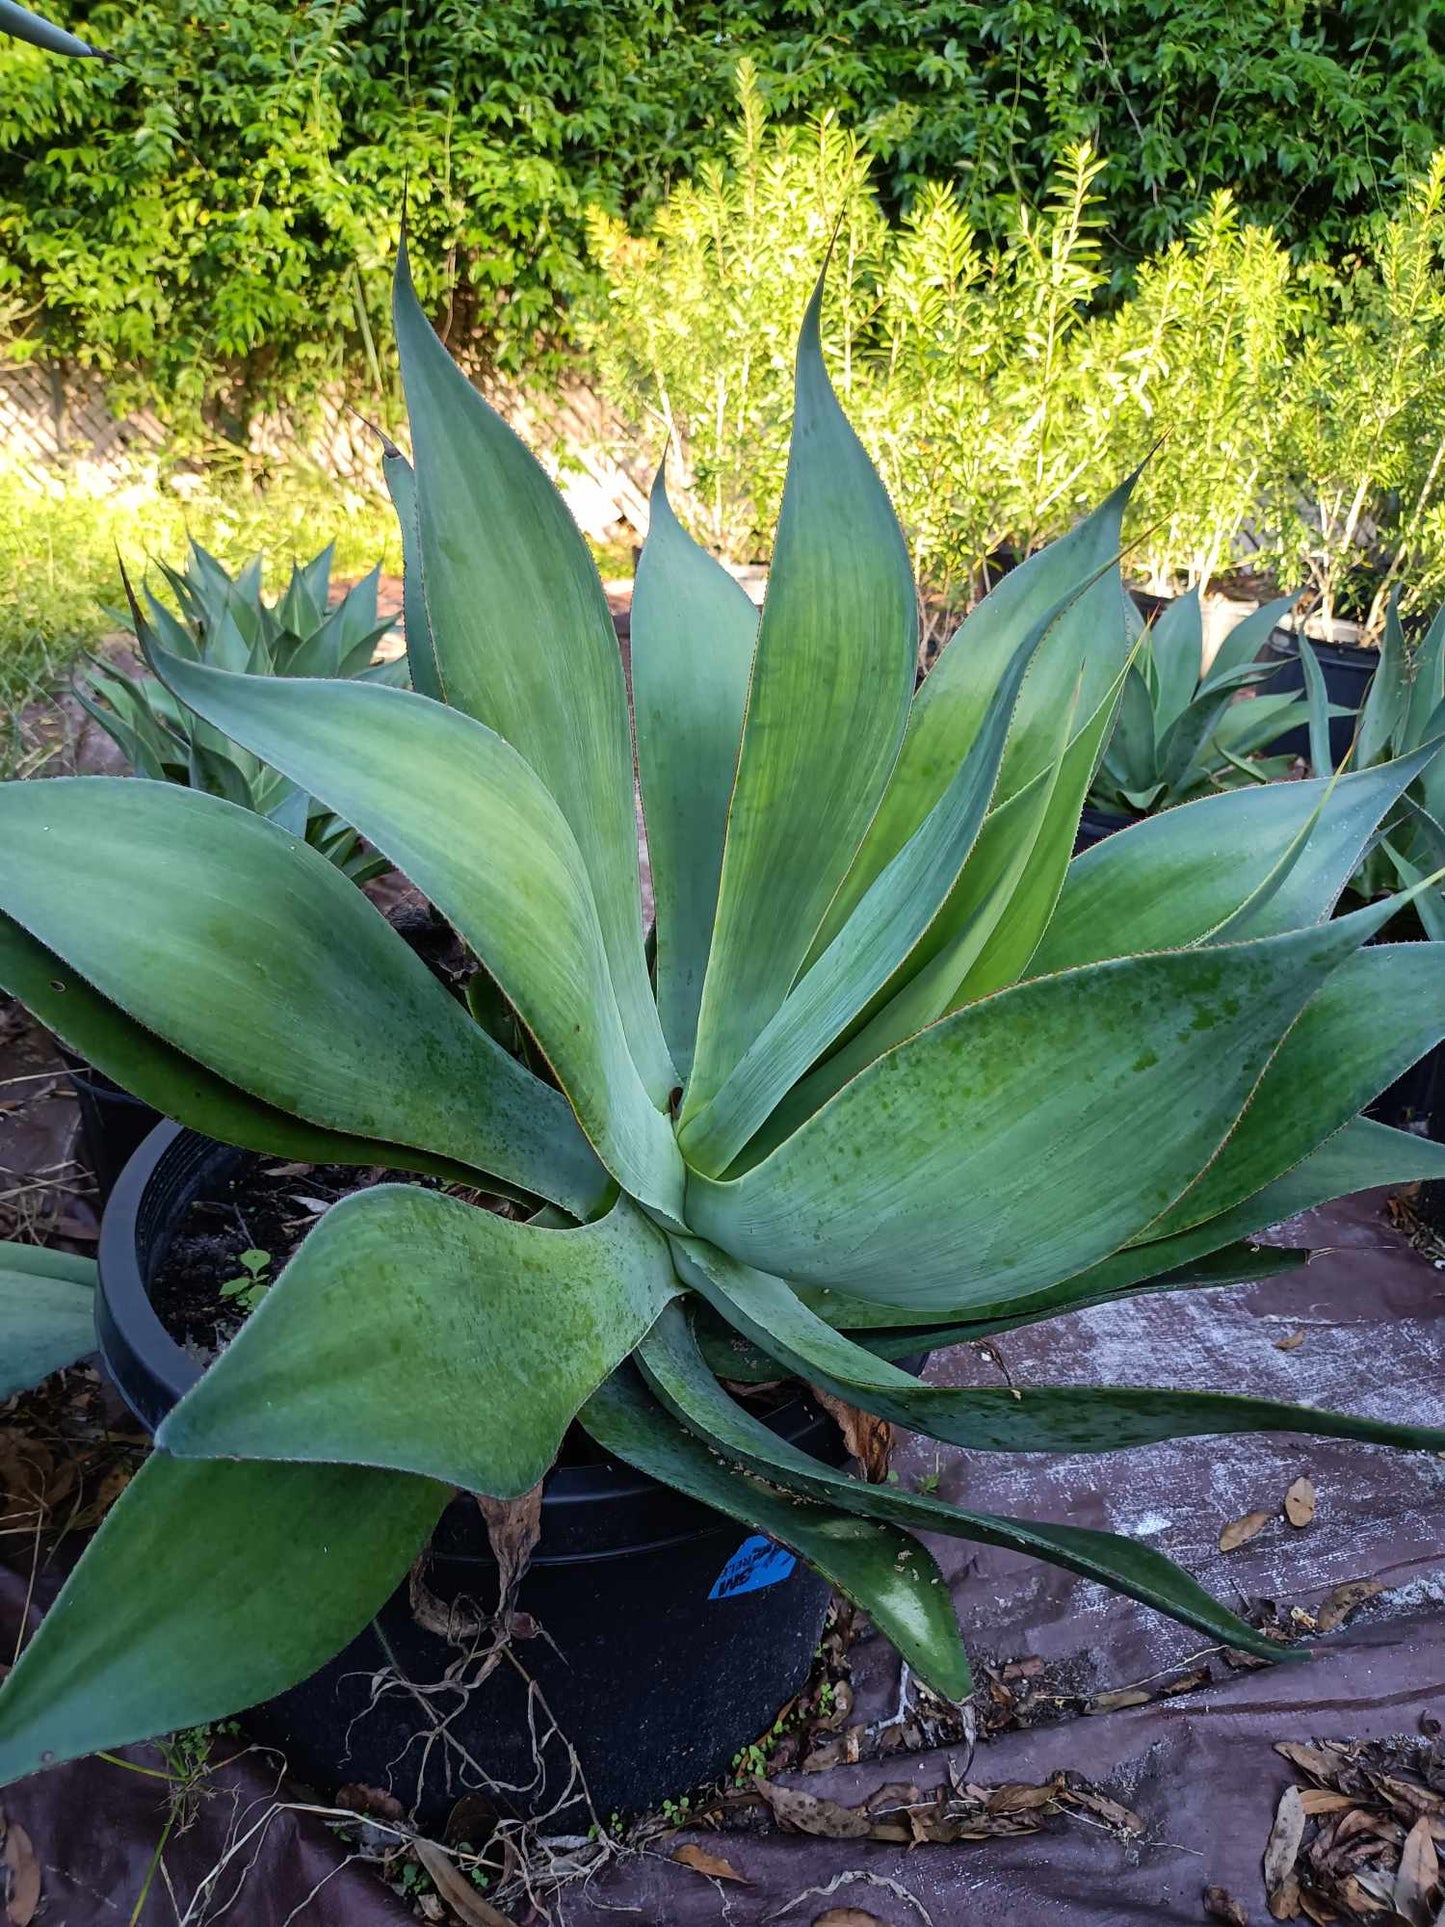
708,1534,797,1600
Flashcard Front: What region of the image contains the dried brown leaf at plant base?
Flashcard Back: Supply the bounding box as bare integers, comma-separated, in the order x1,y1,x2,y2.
478,1483,544,1620
1313,1580,1384,1634
1264,1783,1306,1915
1393,1815,1440,1927
1,1815,39,1927
814,1913,889,1926
1283,1477,1317,1528
1221,1508,1274,1552
1202,1889,1249,1926
754,1781,873,1839
812,1387,893,1483
411,1838,514,1927
672,1843,750,1883
1274,1330,1306,1351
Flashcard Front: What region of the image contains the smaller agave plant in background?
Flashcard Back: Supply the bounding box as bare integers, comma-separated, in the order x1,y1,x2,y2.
1307,593,1445,935
4,248,1445,1787
1089,586,1314,818
77,541,404,882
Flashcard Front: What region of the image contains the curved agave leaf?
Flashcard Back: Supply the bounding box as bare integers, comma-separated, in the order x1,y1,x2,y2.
745,664,1120,1163
0,1455,446,1787
679,588,1054,1174
676,1238,1445,1457
688,909,1389,1310
813,1119,1445,1352
1200,592,1301,694
0,0,103,55
813,475,1134,954
0,780,608,1216
1034,748,1445,973
378,436,442,703
637,1304,1292,1660
160,1188,677,1499
1149,588,1204,739
804,1097,1445,1344
631,467,756,1077
393,250,671,1103
580,1365,971,1702
137,658,684,1222
1144,942,1445,1238
1405,602,1445,748
682,277,917,1130
0,1242,95,1398
811,1244,1309,1348
1065,1116,1445,1301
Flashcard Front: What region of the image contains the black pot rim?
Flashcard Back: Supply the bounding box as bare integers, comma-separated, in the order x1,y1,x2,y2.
1265,626,1379,668
97,1120,843,1535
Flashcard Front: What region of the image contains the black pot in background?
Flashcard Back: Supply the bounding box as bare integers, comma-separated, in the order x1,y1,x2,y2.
98,1123,854,1827
1128,587,1172,628
1262,630,1376,766
59,1049,162,1207
1073,804,1133,853
1368,1044,1444,1137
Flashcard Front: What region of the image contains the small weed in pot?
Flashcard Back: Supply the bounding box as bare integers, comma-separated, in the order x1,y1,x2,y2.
5,245,1445,1800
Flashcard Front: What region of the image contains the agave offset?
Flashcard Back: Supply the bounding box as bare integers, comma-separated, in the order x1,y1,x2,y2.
1089,586,1313,817
77,539,404,881
1304,592,1445,935
4,255,1445,1784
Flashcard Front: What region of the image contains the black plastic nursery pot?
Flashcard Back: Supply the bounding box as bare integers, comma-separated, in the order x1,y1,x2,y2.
1128,586,1172,628
58,1049,163,1206
1263,629,1376,765
97,1123,849,1828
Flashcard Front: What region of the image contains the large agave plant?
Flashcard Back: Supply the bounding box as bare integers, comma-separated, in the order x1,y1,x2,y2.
5,256,1445,1783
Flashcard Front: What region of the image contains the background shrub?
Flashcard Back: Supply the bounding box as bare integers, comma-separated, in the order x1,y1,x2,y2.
2,0,1443,435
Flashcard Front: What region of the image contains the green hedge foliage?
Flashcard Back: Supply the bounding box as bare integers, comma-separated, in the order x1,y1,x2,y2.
2,0,1443,430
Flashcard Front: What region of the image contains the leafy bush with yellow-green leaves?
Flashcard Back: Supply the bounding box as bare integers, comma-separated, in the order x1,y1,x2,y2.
590,75,1445,633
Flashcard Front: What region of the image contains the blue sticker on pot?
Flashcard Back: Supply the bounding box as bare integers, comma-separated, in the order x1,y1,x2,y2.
708,1535,796,1600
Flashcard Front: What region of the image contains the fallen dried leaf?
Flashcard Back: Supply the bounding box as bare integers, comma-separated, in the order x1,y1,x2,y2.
1268,1873,1302,1920
1274,1330,1306,1351
1284,1478,1317,1529
1065,1786,1146,1835
1393,1814,1440,1927
1298,1789,1355,1816
1086,1686,1154,1714
1275,1742,1349,1783
1297,1895,1336,1926
336,1783,406,1823
2,1818,39,1927
754,1781,872,1839
1202,1887,1249,1925
813,1913,887,1926
1265,1785,1307,1904
672,1844,749,1884
1314,1581,1384,1635
987,1780,1061,1814
411,1838,513,1927
1221,1509,1274,1552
